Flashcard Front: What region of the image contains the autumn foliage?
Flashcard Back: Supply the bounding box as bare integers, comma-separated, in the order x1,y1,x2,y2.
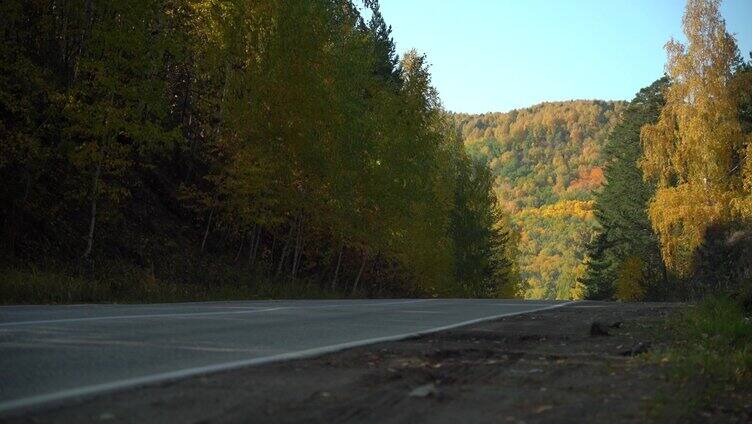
640,0,752,278
0,0,520,300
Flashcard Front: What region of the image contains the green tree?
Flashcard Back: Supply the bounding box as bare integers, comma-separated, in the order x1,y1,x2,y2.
451,150,519,297
580,78,669,300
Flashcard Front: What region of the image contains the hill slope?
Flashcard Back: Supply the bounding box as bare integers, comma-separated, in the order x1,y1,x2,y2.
455,100,626,298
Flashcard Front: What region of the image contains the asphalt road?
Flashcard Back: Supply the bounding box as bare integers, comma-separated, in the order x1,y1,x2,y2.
0,299,570,415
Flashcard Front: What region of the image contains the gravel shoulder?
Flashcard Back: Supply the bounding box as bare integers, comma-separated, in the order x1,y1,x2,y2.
6,301,699,423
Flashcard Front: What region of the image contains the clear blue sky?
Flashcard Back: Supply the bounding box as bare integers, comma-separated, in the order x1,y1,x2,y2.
378,0,752,113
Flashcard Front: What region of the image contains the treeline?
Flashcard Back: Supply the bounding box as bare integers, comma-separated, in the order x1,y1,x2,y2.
454,101,624,299
581,0,752,301
0,0,520,301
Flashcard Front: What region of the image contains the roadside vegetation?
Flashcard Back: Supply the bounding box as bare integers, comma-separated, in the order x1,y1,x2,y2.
0,262,339,304
579,2,752,416
650,296,752,419
0,0,522,304
580,0,752,304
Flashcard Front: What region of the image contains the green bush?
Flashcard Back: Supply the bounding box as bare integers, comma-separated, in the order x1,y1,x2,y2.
657,296,752,405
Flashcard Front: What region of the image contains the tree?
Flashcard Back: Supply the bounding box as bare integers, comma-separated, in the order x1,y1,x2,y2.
364,0,402,86
640,0,749,276
580,78,669,300
451,149,519,297
614,256,646,301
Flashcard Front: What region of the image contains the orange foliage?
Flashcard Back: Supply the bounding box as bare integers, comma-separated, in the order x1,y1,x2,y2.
568,167,605,192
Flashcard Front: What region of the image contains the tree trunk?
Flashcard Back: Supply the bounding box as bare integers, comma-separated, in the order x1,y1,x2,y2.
331,241,344,291
200,207,214,253
251,226,262,266
658,248,670,299
248,224,257,264
276,223,295,276
352,250,367,296
291,214,304,278
234,232,245,262
268,232,276,274
82,160,101,259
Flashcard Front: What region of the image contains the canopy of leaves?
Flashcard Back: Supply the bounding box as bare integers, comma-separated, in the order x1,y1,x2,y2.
0,0,518,298
640,0,751,277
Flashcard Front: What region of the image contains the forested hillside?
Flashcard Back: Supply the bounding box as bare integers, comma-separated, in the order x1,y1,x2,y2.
0,0,520,302
454,101,625,298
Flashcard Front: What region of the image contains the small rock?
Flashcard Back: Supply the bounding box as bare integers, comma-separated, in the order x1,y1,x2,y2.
99,412,115,421
620,341,651,356
590,321,611,336
609,321,624,328
409,383,439,398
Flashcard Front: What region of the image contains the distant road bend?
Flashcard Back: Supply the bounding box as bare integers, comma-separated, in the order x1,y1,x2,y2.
0,299,572,415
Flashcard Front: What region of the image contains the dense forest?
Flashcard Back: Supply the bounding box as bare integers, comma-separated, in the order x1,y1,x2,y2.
0,0,521,302
455,101,624,298
0,0,750,305
581,0,752,302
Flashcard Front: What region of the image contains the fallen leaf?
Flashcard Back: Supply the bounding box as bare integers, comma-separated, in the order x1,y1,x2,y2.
534,405,553,413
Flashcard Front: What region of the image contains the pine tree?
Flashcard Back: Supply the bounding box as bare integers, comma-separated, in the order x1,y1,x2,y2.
580,78,668,300
364,0,402,86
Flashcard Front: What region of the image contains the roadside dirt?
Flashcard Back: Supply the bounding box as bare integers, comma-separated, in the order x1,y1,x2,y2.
7,302,717,423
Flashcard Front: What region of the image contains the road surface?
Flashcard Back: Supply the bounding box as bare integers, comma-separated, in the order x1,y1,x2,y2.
0,299,569,415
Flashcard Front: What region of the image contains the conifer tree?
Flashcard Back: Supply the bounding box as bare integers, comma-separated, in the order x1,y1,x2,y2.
580,78,668,300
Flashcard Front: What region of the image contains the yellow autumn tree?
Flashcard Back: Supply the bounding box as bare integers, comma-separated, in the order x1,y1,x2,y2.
639,0,749,276
615,256,646,301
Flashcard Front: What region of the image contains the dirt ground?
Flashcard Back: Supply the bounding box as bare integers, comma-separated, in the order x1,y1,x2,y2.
6,301,742,423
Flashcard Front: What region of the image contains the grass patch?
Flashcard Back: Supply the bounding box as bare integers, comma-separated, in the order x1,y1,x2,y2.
650,296,752,418
0,263,340,304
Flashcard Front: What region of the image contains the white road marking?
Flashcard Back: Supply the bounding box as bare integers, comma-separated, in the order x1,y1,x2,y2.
0,300,575,415
0,307,286,327
396,310,444,314
569,305,610,308
0,299,433,327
